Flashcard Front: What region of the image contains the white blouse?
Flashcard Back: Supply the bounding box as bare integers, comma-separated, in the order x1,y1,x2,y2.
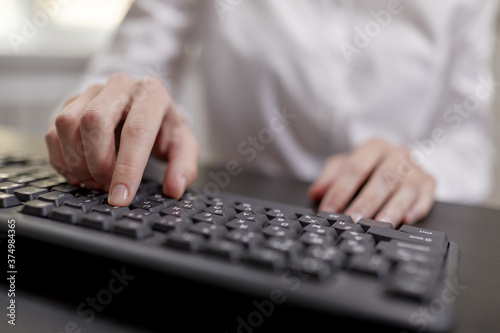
75,0,499,205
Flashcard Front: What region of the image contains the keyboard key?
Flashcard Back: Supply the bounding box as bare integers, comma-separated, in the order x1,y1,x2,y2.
268,217,302,233
175,199,206,211
226,219,262,232
379,240,443,265
297,215,329,227
91,204,130,217
7,174,40,185
299,232,334,247
21,200,55,217
264,238,303,259
398,225,449,247
162,205,196,218
265,208,296,220
189,222,226,239
181,191,208,202
38,191,74,207
381,239,445,259
348,254,391,278
80,212,115,231
49,206,84,224
74,189,108,200
146,194,177,207
290,256,333,280
193,212,229,225
247,248,286,271
262,225,297,238
303,223,338,239
0,182,24,194
338,239,374,256
234,212,268,224
0,192,22,208
13,186,48,201
121,209,160,223
234,203,265,214
205,197,234,207
204,239,244,261
164,231,205,252
225,230,264,249
317,211,354,225
51,184,81,194
112,219,153,239
357,218,394,232
203,206,237,218
367,226,448,252
151,215,192,233
386,262,440,301
339,231,375,246
305,245,345,269
63,197,100,213
29,177,65,189
331,220,364,234
131,199,165,213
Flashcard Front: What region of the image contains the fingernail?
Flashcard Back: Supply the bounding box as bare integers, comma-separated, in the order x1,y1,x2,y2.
351,213,363,223
405,211,416,224
377,215,394,223
109,184,128,205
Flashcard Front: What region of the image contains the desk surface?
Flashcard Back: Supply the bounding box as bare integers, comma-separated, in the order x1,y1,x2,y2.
0,127,499,333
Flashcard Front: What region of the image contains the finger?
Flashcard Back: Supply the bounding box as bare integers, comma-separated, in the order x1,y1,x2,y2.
108,76,168,206
159,119,199,198
55,85,103,184
308,154,346,203
80,73,135,191
318,139,389,213
344,165,396,222
404,179,435,224
374,183,419,227
45,125,79,184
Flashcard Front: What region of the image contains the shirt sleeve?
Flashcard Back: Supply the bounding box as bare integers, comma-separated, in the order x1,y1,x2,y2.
74,0,202,96
413,0,498,205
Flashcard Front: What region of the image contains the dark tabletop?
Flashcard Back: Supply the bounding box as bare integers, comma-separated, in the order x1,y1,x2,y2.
1,163,499,333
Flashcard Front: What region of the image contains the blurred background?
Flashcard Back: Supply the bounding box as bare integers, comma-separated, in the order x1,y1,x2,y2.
1,0,499,209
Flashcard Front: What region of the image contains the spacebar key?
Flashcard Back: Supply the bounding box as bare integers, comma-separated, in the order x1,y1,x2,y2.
367,226,447,252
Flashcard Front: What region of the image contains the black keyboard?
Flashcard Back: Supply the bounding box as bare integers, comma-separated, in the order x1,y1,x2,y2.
0,154,460,332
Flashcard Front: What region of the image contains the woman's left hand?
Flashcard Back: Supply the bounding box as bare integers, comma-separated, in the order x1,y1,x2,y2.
308,137,436,227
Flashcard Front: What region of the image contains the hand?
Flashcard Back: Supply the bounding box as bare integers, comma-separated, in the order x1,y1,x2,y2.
45,73,199,206
308,138,435,226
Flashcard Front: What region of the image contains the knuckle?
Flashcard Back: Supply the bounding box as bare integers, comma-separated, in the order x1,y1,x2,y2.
88,163,112,181
114,160,139,179
55,112,78,130
86,84,103,95
80,105,107,130
345,160,365,178
44,129,58,145
122,119,151,139
108,72,131,84
135,76,168,98
141,75,163,89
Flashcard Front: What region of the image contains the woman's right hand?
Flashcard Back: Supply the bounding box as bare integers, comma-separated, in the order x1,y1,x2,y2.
45,72,199,206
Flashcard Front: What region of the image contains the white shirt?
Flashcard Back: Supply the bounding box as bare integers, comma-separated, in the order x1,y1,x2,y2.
76,0,499,205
